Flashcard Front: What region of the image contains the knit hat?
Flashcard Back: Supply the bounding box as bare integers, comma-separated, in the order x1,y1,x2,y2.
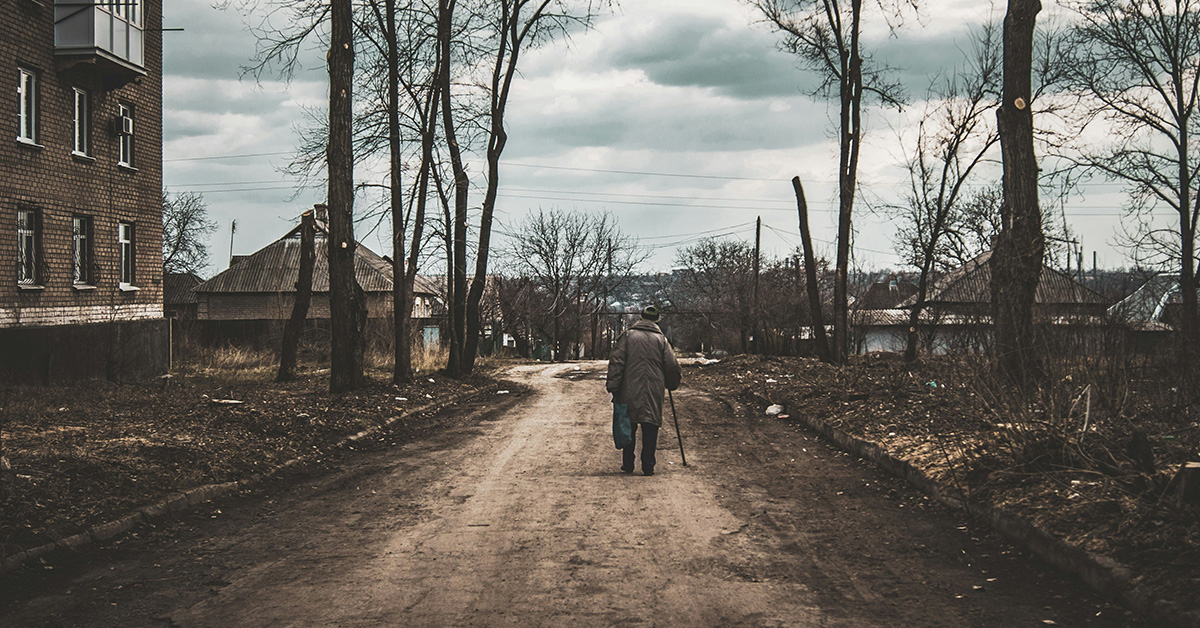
641,305,660,322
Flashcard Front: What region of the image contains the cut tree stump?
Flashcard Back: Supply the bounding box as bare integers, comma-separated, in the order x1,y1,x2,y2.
1170,462,1200,508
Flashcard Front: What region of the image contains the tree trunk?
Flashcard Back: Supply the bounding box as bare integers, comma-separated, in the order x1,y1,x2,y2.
278,210,315,381
904,258,933,363
1178,143,1199,354
792,177,833,363
437,0,468,378
327,0,366,393
831,0,865,365
385,0,411,385
991,0,1044,384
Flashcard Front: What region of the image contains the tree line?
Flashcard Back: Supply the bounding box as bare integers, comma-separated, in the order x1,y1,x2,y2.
210,0,1198,390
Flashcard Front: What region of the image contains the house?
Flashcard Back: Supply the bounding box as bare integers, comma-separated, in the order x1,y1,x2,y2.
857,276,918,311
163,271,202,320
1108,274,1196,328
1107,274,1199,351
190,207,443,345
1,1,167,383
854,251,1110,354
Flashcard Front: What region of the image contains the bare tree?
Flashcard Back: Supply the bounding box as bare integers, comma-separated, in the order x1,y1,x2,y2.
671,238,758,354
749,0,911,364
445,0,609,376
329,0,368,392
991,0,1044,383
1064,0,1200,353
161,189,217,276
891,24,1001,362
502,208,643,360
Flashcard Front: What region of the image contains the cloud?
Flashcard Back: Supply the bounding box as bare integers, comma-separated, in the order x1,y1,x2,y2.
600,13,812,99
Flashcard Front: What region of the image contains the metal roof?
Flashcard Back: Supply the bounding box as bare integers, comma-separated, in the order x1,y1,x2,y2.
163,272,203,304
897,251,1110,308
193,219,440,296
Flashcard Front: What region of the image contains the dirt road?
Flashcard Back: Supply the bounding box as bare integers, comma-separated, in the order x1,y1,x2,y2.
0,363,1139,627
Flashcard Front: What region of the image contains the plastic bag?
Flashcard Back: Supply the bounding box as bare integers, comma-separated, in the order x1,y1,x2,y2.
612,402,632,449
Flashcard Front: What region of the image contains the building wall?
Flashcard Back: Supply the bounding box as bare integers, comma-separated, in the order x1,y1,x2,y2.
196,292,396,321
0,318,169,383
1,1,164,329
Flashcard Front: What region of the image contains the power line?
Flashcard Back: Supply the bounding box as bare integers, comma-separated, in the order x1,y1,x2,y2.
500,161,788,182
165,151,293,162
496,192,822,212
171,179,302,187
501,186,795,205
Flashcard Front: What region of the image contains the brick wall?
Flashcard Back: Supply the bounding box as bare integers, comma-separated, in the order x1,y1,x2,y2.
196,292,396,321
0,1,164,329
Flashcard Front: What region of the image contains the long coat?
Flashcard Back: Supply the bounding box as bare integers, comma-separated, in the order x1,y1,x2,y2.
606,319,682,427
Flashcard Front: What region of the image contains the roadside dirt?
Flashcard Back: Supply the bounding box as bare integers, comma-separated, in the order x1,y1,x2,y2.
0,368,504,555
0,362,1143,626
687,353,1199,617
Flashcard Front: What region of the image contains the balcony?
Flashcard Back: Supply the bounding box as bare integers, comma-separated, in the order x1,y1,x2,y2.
54,1,146,85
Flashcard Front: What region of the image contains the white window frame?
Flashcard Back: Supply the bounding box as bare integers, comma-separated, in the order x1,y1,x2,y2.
17,208,39,285
73,215,93,285
18,68,37,144
117,103,133,167
102,0,142,27
73,88,90,156
118,221,135,287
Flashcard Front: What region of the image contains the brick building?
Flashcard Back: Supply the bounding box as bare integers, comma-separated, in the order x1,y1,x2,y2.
1,0,168,382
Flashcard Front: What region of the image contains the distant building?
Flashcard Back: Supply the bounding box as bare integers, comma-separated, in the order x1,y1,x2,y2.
1,1,168,383
191,207,443,345
854,252,1110,354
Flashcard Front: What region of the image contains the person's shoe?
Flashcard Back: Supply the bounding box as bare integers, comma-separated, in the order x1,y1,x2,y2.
621,466,634,474
643,469,654,476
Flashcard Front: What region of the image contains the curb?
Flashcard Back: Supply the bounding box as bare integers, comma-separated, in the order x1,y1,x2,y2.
736,390,1200,628
1,386,496,576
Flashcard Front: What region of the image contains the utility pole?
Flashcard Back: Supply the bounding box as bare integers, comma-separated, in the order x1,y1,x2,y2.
228,219,237,268
753,216,761,354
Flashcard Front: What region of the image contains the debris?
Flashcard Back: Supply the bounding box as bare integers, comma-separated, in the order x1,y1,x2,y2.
765,378,777,383
425,394,433,399
211,399,244,405
428,378,435,383
496,390,510,395
395,397,407,402
765,404,784,416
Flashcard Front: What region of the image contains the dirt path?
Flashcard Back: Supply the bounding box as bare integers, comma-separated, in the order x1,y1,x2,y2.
0,363,1140,627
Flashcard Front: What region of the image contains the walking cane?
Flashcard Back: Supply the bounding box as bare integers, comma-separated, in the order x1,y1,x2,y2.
668,390,687,467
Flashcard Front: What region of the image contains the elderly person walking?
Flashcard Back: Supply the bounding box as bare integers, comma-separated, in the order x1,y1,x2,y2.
606,306,682,476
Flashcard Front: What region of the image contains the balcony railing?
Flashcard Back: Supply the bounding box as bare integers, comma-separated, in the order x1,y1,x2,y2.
54,1,145,80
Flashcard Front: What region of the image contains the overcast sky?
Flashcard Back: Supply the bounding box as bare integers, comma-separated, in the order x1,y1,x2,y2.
163,0,1149,278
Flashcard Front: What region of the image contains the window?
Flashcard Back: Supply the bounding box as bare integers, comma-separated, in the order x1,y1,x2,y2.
18,68,37,144
117,103,133,167
105,0,142,25
73,88,90,156
17,208,40,285
118,221,134,286
73,216,93,284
